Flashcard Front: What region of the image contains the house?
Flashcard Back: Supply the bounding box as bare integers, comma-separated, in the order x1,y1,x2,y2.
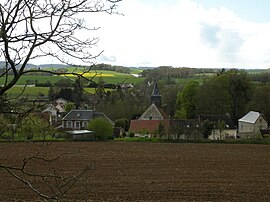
238,111,268,138
62,110,113,130
199,114,237,140
42,98,67,124
169,119,201,140
129,82,169,137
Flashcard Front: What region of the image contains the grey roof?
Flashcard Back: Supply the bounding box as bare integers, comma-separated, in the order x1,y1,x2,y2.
62,110,114,125
200,114,236,129
63,110,94,121
152,82,161,97
238,111,261,124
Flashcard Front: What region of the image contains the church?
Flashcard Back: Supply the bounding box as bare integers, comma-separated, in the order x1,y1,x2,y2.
129,82,170,137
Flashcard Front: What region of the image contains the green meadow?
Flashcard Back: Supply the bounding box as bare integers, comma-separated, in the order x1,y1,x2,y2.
1,68,144,98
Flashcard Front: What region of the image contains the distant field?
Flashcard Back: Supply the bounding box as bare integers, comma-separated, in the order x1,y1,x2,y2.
175,77,204,85
0,70,143,86
5,86,111,98
6,86,49,99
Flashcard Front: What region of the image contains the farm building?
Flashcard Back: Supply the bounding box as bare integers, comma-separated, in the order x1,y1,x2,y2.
238,111,268,138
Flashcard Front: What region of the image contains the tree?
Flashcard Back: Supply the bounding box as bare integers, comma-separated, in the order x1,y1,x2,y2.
73,78,84,107
248,84,270,122
217,120,226,139
227,70,252,123
19,114,55,140
201,120,214,139
195,70,252,123
65,102,76,113
158,122,165,138
0,115,9,137
175,81,199,119
114,118,129,131
88,117,113,140
0,0,121,96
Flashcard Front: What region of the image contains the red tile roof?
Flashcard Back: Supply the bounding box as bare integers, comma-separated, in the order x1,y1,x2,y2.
129,120,169,134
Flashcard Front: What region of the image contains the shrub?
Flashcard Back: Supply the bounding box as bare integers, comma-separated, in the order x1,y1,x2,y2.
88,117,113,140
114,118,129,131
129,131,135,138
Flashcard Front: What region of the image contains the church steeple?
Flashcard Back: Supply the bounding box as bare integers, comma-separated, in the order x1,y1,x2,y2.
151,82,162,107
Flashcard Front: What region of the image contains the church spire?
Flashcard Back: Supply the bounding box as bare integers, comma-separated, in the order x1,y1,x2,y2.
151,82,162,107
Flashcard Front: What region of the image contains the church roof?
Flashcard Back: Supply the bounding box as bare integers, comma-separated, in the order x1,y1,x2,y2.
151,82,161,97
139,103,168,120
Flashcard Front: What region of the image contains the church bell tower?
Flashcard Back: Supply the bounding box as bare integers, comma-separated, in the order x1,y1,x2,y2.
151,82,162,107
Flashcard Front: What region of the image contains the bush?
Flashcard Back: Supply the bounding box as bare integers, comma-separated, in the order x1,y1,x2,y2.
18,115,56,140
114,118,129,131
88,117,113,140
129,131,135,138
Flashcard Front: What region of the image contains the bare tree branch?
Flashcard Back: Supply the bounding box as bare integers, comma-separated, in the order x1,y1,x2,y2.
0,0,121,96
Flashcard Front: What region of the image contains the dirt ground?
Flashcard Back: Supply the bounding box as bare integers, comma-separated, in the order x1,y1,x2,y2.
0,141,269,201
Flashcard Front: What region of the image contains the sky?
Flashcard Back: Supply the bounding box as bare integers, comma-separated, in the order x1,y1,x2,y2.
40,0,270,69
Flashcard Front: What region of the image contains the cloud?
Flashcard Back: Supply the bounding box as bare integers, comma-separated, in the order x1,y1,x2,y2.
98,54,117,63
30,0,270,69
200,23,220,48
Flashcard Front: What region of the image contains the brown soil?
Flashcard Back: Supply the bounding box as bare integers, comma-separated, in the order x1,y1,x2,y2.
0,142,269,201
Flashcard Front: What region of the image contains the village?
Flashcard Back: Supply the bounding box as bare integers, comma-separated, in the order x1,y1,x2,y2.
0,1,270,201
36,80,269,142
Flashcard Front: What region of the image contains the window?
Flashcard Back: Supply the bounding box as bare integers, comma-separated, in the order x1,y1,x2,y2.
82,121,88,129
66,121,72,128
75,121,80,129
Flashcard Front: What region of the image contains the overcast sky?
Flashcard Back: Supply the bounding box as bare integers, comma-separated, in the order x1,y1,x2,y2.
44,0,270,69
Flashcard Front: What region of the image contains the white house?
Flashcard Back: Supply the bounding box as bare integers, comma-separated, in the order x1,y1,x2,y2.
238,111,268,138
62,110,113,130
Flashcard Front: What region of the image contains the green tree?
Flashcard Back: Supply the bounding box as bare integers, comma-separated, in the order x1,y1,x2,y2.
158,122,165,138
196,76,230,115
73,78,84,107
65,102,76,113
196,70,252,123
19,115,55,140
114,118,129,131
217,120,226,139
201,120,214,139
248,84,270,122
0,115,10,137
96,76,105,98
227,70,252,123
175,81,199,119
88,117,113,140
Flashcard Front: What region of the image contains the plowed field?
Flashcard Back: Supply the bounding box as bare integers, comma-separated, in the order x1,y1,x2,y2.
0,142,269,201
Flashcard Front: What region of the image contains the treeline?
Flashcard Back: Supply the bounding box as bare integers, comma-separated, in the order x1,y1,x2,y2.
175,69,270,124
249,72,270,84
89,64,131,74
140,66,216,83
